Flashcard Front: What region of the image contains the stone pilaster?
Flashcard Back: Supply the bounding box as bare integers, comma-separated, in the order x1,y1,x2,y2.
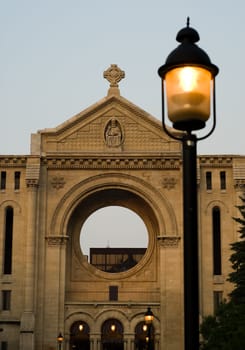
20,160,40,350
43,235,68,349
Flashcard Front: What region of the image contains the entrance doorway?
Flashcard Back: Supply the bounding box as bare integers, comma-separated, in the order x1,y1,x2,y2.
101,319,124,350
70,321,90,350
135,321,154,350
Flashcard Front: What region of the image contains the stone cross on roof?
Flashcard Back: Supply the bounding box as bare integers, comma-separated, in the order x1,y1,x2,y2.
103,64,125,96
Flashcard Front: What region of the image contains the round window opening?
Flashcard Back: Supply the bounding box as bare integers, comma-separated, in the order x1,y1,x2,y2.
80,206,149,273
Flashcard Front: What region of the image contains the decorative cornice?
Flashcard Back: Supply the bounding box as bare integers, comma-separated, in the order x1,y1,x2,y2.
157,236,181,247
42,156,181,170
0,156,27,167
46,235,69,246
198,156,232,168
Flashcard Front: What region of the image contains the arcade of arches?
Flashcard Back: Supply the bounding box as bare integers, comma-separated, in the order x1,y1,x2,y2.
69,319,155,350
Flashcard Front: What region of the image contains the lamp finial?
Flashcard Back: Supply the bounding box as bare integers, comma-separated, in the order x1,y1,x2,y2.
187,17,190,27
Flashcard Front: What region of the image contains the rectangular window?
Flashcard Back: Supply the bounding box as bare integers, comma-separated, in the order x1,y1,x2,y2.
213,291,223,313
109,286,118,301
14,171,21,190
0,172,6,190
2,290,11,311
1,342,8,350
206,171,212,190
220,171,226,190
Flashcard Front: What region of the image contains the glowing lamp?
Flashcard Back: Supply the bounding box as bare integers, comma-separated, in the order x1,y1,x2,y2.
57,332,64,343
158,18,219,132
144,307,154,325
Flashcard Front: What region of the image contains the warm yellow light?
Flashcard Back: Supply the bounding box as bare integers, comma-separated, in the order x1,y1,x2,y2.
143,324,147,332
79,324,83,332
110,324,116,332
179,67,199,92
144,308,154,324
165,66,212,129
57,333,64,343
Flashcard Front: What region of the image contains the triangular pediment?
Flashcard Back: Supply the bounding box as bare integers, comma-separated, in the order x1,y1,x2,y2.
32,94,181,155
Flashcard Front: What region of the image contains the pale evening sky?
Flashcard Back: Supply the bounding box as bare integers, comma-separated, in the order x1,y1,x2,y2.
1,1,244,156
1,1,244,252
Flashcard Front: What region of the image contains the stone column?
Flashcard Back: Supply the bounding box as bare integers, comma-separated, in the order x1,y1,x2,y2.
90,335,100,350
20,161,40,350
125,335,134,350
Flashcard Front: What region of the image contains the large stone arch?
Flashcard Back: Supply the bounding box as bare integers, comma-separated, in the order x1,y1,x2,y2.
49,172,178,240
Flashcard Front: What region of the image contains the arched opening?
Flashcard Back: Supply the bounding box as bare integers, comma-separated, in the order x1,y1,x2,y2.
212,206,222,275
135,321,154,350
70,321,90,350
80,206,148,272
101,319,123,350
67,188,159,277
3,206,14,274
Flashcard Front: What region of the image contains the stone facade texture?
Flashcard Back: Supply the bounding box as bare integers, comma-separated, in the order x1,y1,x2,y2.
0,65,244,349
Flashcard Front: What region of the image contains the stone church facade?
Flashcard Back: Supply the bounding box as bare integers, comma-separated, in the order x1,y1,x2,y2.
0,65,244,350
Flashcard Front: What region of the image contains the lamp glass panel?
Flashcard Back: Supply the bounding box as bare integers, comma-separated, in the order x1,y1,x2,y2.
165,66,212,124
144,314,154,324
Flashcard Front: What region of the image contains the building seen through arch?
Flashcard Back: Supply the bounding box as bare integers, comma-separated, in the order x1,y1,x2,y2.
0,64,244,349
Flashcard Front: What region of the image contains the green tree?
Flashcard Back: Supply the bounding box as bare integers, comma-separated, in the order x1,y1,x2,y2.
228,195,245,304
200,194,245,349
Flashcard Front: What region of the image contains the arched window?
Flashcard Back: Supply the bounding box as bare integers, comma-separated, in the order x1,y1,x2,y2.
135,321,155,350
70,321,90,350
3,207,14,274
101,319,123,350
212,206,222,275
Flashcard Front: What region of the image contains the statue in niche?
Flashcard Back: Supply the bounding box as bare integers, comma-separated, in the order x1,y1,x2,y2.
104,118,123,147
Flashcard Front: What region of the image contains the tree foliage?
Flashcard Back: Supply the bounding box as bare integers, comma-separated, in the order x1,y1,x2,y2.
228,196,245,304
200,194,245,349
200,302,245,349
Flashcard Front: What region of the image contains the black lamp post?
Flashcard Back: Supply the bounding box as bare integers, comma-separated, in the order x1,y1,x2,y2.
144,307,154,350
57,332,64,350
158,18,219,350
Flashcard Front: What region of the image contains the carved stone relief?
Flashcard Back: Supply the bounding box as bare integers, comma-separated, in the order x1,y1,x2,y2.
162,177,177,190
104,118,124,148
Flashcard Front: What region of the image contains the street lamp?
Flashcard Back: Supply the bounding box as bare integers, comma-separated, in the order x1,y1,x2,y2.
144,307,154,350
57,332,64,350
158,18,219,350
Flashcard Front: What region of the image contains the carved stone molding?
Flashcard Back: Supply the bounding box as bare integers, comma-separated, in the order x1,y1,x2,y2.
0,156,27,167
199,156,232,168
157,236,181,248
43,157,181,170
46,235,69,246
